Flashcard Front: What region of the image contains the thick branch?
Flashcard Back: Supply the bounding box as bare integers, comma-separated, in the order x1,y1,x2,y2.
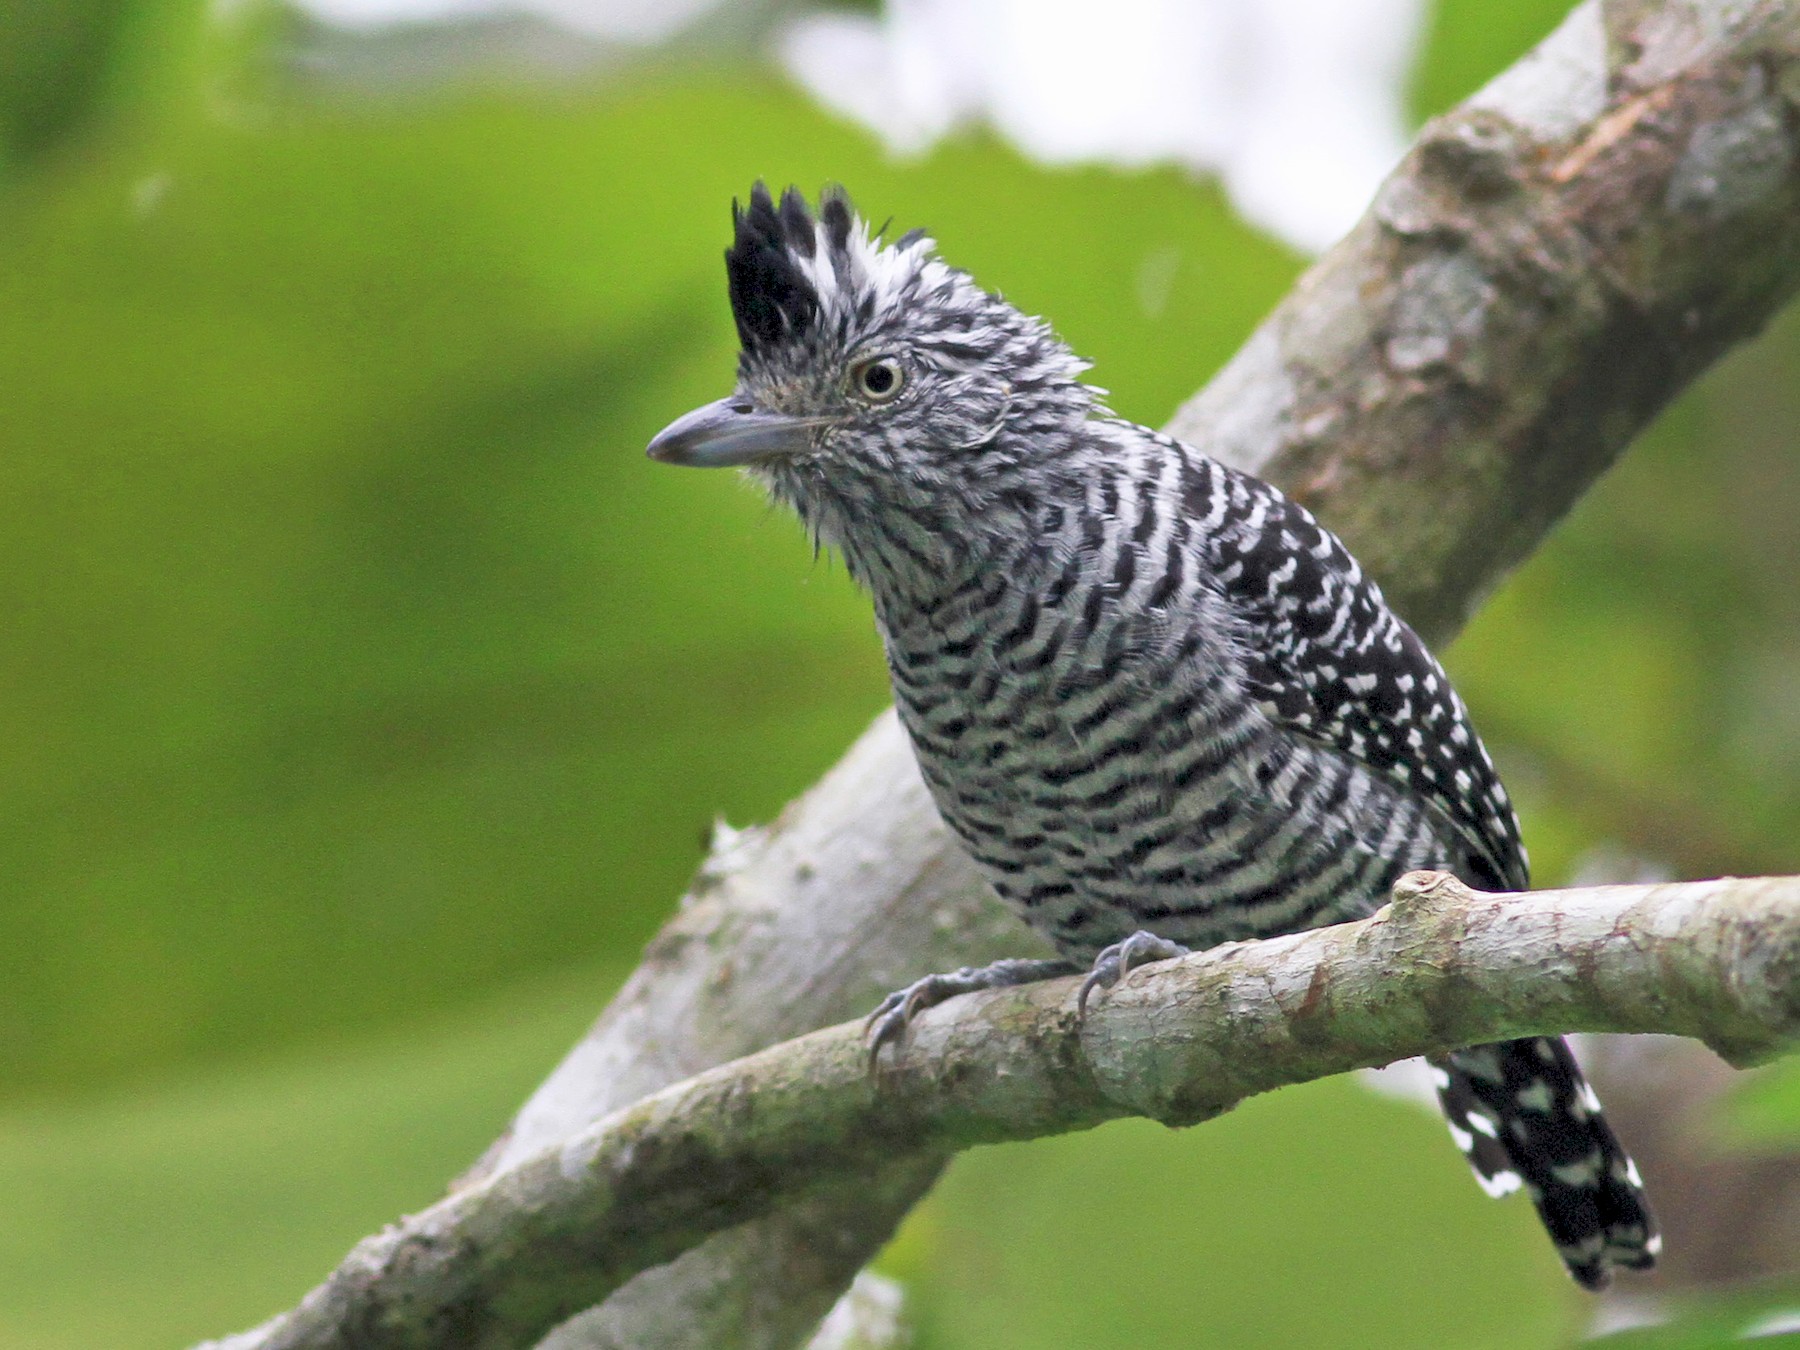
206,2,1800,1347
200,873,1800,1350
1166,0,1800,640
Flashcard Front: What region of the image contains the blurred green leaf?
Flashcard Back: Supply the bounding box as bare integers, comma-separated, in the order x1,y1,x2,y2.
0,960,617,1350
1727,1059,1800,1146
1410,0,1571,120
895,1079,1574,1350
0,73,1296,1097
0,0,204,169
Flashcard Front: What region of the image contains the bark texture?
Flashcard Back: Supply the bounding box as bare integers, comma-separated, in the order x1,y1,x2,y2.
200,1,1800,1346
1167,0,1800,641
198,873,1800,1350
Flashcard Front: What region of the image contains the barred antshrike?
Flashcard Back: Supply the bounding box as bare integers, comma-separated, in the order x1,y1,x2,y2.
648,183,1658,1289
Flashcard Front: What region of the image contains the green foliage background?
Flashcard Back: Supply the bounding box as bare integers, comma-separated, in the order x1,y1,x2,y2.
2,2,1798,1346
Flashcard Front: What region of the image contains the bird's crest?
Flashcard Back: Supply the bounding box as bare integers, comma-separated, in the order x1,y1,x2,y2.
725,183,941,358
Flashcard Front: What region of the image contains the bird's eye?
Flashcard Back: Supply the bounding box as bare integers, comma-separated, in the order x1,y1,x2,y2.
852,357,905,403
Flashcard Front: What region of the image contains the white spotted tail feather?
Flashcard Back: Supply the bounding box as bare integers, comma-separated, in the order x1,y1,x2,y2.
1204,463,1659,1288
1431,1039,1659,1289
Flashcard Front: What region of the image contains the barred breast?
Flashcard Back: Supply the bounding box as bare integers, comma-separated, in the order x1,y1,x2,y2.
879,435,1459,963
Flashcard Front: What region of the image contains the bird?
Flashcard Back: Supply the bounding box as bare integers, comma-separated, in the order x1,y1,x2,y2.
646,182,1659,1291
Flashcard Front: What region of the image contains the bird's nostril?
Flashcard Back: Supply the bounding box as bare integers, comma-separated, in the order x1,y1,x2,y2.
729,401,754,415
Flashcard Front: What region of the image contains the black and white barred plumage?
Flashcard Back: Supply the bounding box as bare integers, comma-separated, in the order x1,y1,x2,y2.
650,183,1658,1290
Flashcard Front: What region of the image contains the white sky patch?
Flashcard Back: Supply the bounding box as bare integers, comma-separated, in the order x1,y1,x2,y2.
1742,1309,1800,1340
1585,1292,1672,1340
779,0,1426,254
273,0,1425,252
1361,1055,1442,1110
290,0,725,44
805,1271,909,1350
280,0,1424,251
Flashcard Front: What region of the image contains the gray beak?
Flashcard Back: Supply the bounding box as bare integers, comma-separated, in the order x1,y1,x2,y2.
646,397,816,469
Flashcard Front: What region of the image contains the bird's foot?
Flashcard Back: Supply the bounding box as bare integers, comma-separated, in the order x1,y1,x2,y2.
1077,931,1191,1017
865,957,1075,1070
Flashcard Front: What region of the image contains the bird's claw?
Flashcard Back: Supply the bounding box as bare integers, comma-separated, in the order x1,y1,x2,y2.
864,970,970,1072
1076,931,1190,1018
863,990,909,1071
863,957,1077,1073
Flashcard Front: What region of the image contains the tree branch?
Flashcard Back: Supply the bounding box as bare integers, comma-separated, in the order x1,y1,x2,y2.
1165,0,1800,641
200,1,1800,1346
199,873,1800,1350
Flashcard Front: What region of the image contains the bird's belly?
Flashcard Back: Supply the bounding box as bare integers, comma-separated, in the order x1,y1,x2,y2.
904,688,1445,962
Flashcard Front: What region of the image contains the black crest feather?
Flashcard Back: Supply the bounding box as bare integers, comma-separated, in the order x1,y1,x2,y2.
777,186,815,259
820,187,853,252
726,181,831,352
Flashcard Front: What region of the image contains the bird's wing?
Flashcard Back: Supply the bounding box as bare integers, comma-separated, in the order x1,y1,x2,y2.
1196,455,1527,891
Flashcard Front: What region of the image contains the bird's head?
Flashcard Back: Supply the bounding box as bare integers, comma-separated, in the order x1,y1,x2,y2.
648,184,1097,588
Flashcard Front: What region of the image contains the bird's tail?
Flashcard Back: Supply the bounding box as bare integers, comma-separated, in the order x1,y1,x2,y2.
1429,1036,1659,1289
